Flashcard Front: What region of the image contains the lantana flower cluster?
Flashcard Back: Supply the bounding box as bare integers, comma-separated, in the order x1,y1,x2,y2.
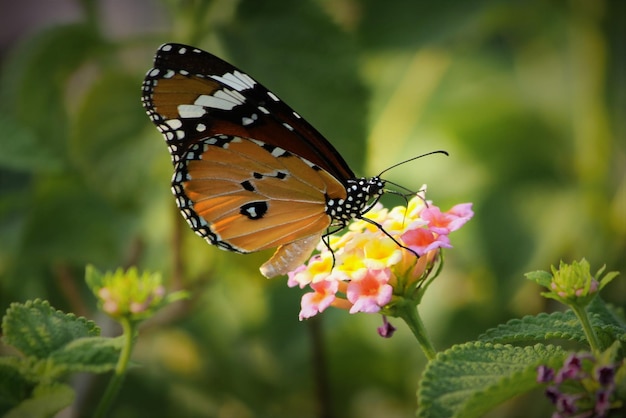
288,187,473,321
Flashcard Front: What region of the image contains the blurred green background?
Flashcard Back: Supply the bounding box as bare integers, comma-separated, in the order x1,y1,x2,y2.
0,0,623,417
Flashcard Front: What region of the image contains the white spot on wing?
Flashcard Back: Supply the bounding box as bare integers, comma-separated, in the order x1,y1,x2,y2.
210,70,256,91
165,119,182,129
271,146,286,157
178,104,207,118
242,114,258,126
267,91,280,102
194,89,245,110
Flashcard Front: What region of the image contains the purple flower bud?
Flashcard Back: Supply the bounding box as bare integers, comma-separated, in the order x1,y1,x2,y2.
377,315,396,338
594,389,611,417
537,365,555,383
555,354,586,383
545,386,561,404
595,366,615,387
555,393,579,414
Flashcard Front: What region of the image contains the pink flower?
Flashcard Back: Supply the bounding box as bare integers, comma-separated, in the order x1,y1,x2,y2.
420,203,474,234
299,280,338,320
347,269,393,313
401,228,452,256
287,264,309,288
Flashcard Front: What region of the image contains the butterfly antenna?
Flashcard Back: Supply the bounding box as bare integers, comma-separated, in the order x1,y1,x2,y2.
385,180,417,196
377,150,449,177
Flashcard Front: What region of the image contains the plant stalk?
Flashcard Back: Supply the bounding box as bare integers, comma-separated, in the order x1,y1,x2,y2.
397,302,437,361
570,303,602,353
93,317,136,418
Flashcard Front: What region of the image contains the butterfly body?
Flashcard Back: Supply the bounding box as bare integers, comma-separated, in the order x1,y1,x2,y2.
142,43,386,277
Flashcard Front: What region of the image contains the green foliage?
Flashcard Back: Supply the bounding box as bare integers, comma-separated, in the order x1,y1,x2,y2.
418,343,567,418
416,261,625,417
0,300,120,417
2,300,100,359
478,306,626,346
3,384,75,418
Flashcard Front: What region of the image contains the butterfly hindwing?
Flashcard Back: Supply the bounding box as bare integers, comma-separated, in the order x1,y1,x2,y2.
172,135,344,253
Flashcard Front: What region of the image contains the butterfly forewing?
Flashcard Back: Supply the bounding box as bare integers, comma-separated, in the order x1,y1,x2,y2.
142,43,354,182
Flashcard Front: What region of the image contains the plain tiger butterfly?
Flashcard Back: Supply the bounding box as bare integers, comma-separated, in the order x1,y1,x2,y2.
141,43,441,278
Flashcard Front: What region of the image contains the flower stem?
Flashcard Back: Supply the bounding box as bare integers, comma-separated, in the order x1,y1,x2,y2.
94,317,136,418
570,303,601,353
397,302,437,360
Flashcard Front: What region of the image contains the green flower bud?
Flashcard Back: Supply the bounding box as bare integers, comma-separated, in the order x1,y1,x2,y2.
86,265,169,321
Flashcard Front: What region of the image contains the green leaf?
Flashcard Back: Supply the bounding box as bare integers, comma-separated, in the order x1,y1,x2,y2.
417,342,567,418
478,306,626,346
49,336,124,374
525,270,552,288
2,300,100,359
478,311,589,344
0,358,34,413
4,383,74,418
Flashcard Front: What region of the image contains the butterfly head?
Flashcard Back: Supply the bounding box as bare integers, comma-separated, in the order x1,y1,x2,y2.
326,177,385,225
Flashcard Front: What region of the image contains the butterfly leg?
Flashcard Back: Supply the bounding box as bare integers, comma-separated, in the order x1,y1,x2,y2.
357,217,420,259
320,230,337,270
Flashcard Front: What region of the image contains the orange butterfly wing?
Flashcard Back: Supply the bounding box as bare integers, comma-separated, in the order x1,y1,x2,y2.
173,135,346,254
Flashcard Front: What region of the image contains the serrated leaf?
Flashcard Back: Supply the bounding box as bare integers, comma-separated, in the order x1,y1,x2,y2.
49,336,123,374
2,300,100,359
478,306,626,346
478,311,588,343
417,342,567,418
4,383,74,418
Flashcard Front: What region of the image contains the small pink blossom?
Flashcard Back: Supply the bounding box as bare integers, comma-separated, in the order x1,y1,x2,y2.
347,269,393,313
421,203,474,234
287,264,309,288
299,280,338,320
401,228,452,256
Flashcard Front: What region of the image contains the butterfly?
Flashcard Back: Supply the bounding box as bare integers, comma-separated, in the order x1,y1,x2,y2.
142,43,425,278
